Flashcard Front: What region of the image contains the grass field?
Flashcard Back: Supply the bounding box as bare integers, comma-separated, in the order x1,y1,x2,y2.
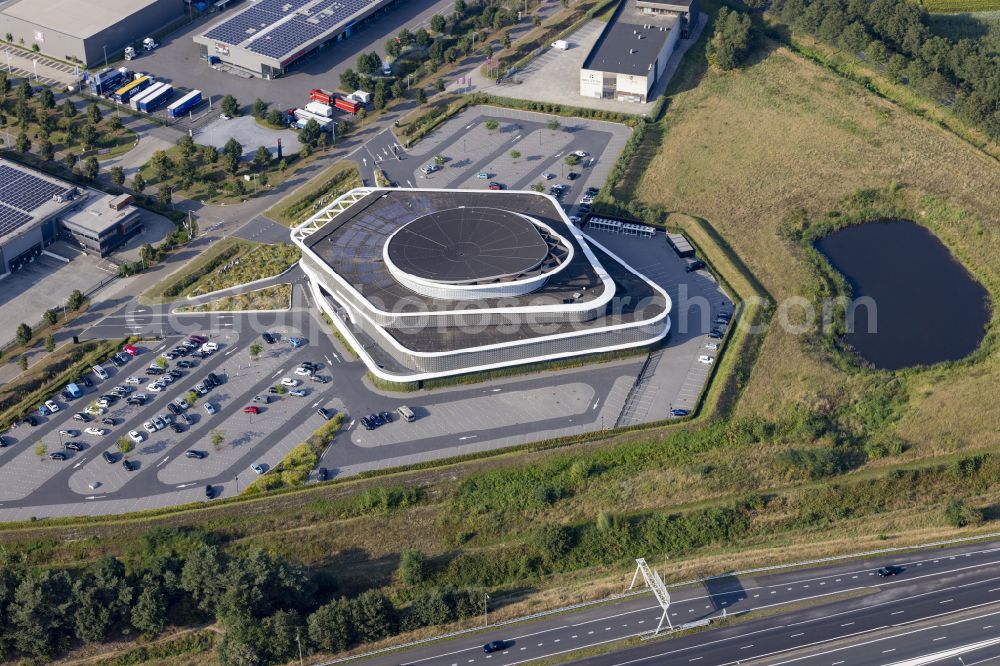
637,43,1000,457
923,0,1000,12
174,283,291,312
264,160,361,227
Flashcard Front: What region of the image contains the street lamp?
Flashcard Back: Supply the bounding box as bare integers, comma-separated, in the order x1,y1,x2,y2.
484,593,490,626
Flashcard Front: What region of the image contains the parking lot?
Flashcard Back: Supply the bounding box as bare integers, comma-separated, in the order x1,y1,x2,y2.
369,106,631,219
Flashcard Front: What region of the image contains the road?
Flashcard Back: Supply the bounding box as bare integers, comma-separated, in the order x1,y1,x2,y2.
344,541,1000,666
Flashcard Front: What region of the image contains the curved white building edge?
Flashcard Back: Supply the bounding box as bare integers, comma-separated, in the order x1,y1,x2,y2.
292,187,672,383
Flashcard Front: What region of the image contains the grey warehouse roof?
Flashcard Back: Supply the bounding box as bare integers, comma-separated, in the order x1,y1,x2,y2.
582,6,677,76
0,0,168,40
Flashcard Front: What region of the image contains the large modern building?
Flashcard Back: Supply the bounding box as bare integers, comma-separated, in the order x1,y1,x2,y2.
580,0,697,103
0,160,142,274
193,0,393,78
292,188,671,383
0,0,184,67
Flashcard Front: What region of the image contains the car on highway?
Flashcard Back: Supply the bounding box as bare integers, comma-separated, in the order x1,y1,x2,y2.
878,565,904,577
122,459,137,472
44,400,60,413
280,377,300,387
59,429,79,437
63,442,84,451
204,402,217,415
185,450,206,459
289,389,307,397
128,430,144,444
243,405,260,415
84,427,108,436
49,451,67,461
250,463,265,475
483,641,506,654
102,451,115,463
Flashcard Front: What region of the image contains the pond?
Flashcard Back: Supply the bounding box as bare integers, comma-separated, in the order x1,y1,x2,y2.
814,220,990,370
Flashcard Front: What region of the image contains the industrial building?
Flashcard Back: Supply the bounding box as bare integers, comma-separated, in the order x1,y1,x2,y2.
0,0,184,67
193,0,394,78
292,188,671,383
579,0,694,103
0,160,142,274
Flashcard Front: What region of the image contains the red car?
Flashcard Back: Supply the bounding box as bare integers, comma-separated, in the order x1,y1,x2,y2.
243,405,260,414
188,335,208,344
488,182,503,190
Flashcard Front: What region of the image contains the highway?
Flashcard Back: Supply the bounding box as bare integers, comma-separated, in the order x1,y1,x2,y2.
348,541,1000,666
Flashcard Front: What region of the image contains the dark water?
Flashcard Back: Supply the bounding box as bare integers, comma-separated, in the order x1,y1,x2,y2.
814,220,991,370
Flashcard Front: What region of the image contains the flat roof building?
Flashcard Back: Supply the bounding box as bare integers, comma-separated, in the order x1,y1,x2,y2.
193,0,395,79
0,0,184,67
293,188,671,383
0,159,142,274
580,0,694,103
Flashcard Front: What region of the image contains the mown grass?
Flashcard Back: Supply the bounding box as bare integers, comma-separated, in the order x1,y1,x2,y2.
637,43,1000,458
174,284,292,312
923,0,1000,12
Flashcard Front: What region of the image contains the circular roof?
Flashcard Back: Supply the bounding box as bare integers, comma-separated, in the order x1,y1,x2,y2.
385,207,550,284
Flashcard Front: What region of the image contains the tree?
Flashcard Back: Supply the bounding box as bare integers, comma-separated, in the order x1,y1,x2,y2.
34,442,46,459
16,79,32,100
81,123,99,149
706,8,752,71
356,51,382,77
564,154,580,166
944,498,983,528
110,165,125,187
251,97,268,118
308,598,354,652
15,322,31,344
546,118,561,132
416,87,427,105
117,436,134,455
81,156,99,181
44,335,54,353
131,172,146,194
87,102,102,124
386,38,402,59
72,557,133,643
155,356,168,369
249,342,262,362
435,77,445,93
503,32,512,49
484,119,499,131
298,118,321,148
43,309,58,326
434,154,446,166
211,429,224,450
252,145,271,171
156,183,173,206
149,149,174,180
532,182,545,192
398,549,428,585
223,137,243,161
430,13,446,33
510,149,521,160
15,131,29,153
340,68,360,91
186,390,199,406
131,579,167,635
416,27,431,47
60,99,76,119
220,94,239,117
38,137,53,161
38,87,55,110
180,544,228,614
223,151,240,176
63,152,77,171
351,590,397,643
867,39,888,65
8,570,74,657
266,108,286,127
18,356,27,372
454,0,466,15
67,289,86,310
178,133,196,159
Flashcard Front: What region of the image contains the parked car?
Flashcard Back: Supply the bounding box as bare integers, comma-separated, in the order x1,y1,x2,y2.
84,427,107,436
317,467,328,481
317,407,333,421
125,376,142,385
102,451,115,463
289,389,307,397
44,400,60,413
250,463,265,475
280,377,300,387
63,442,84,451
205,485,215,499
204,402,217,415
59,429,79,437
476,171,489,179
685,260,706,272
185,450,206,459
129,430,144,444
262,331,276,344
49,452,67,461
122,459,137,472
182,413,196,425
243,406,261,415
488,181,503,190
26,414,39,426
670,408,690,417
294,366,314,376
72,412,91,423
697,355,714,365
289,337,306,348
143,421,157,433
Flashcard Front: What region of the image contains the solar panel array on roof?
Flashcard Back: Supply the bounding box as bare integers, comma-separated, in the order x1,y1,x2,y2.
204,0,312,45
0,165,71,213
245,0,376,58
0,202,32,238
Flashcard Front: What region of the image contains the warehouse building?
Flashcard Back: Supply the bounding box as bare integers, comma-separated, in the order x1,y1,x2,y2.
579,0,684,103
0,0,184,68
193,0,394,78
0,160,142,274
293,188,671,383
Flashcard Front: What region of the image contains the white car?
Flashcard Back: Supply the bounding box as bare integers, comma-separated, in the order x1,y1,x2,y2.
161,374,175,384
219,113,231,120
573,150,588,158
174,398,189,410
128,430,144,444
125,376,142,385
143,421,157,433
280,377,300,387
97,398,112,409
84,427,108,436
59,429,79,437
542,172,555,180
705,342,719,350
697,355,714,365
44,400,60,413
288,389,307,397
250,463,265,475
293,366,313,376
204,402,217,415
420,164,439,174
147,382,163,392
85,405,107,416
201,342,218,352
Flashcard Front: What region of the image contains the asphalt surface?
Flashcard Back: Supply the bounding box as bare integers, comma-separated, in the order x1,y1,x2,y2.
346,541,1000,666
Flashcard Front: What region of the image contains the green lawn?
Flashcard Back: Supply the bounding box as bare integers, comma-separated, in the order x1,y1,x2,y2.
924,0,1000,12
264,160,362,227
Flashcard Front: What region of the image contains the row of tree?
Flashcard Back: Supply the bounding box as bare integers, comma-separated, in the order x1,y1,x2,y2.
0,528,484,664
772,0,1000,139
